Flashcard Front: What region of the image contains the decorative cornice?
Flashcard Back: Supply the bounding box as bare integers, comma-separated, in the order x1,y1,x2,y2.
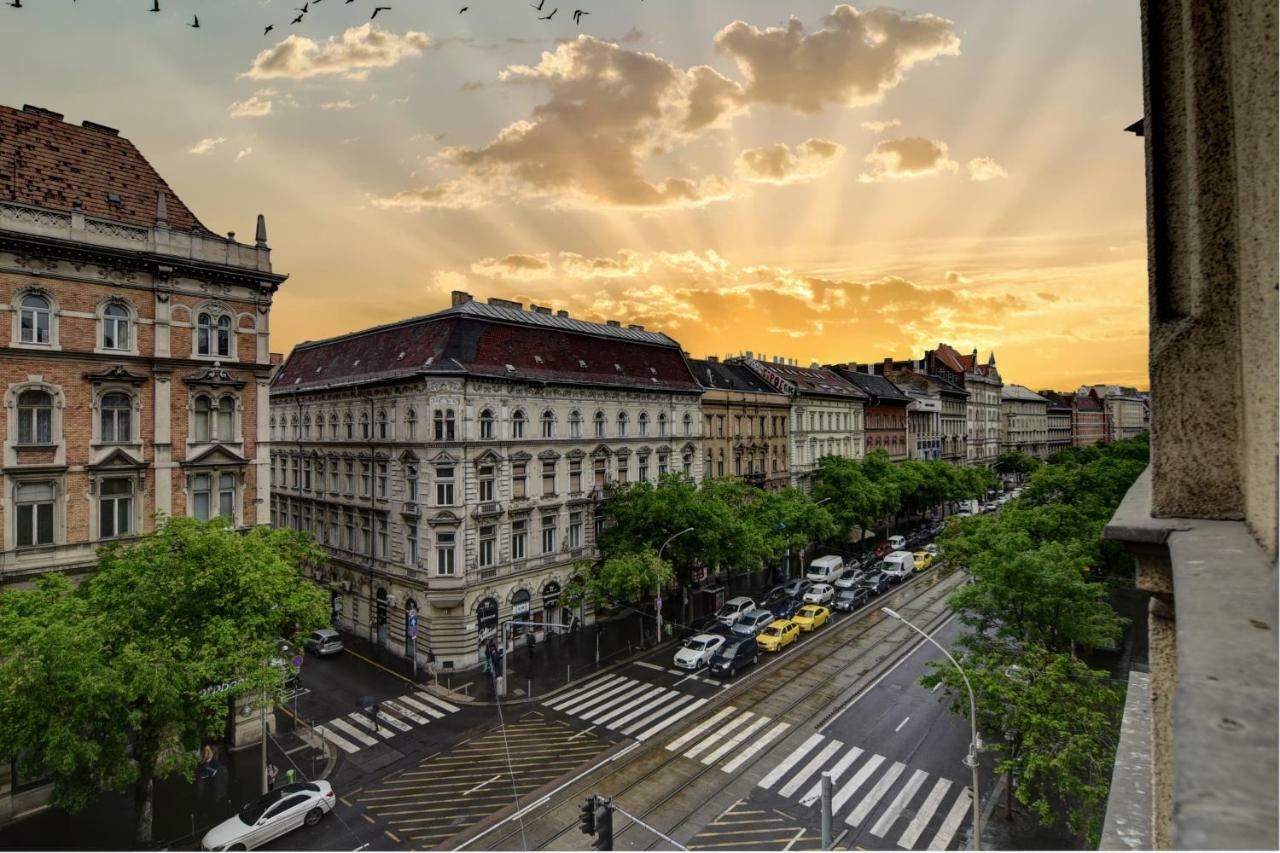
183,362,248,390
83,364,149,386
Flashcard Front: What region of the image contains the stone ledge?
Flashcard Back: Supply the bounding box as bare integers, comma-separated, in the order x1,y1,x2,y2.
1101,671,1153,851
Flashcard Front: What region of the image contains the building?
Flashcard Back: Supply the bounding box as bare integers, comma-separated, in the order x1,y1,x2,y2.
861,361,969,462
921,344,1003,465
1100,1,1276,848
738,357,866,490
828,364,910,460
1037,390,1074,454
1082,384,1148,441
1071,388,1108,446
269,292,704,673
897,380,943,460
1000,384,1051,458
687,357,790,489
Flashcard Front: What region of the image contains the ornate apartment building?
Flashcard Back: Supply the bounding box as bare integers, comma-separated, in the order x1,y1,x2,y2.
877,365,968,462
829,364,910,460
936,346,1004,466
1083,384,1148,441
687,357,790,489
0,104,280,585
1072,388,1109,445
269,293,704,672
739,357,866,490
1000,384,1051,459
1038,391,1074,454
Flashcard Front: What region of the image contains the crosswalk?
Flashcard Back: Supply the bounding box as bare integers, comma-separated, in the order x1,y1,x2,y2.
541,674,713,741
313,690,461,755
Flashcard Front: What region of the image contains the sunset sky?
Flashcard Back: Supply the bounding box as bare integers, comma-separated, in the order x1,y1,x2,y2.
2,1,1149,389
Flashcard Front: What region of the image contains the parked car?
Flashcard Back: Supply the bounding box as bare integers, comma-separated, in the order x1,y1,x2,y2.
802,583,835,605
887,535,907,551
880,551,916,583
859,571,892,596
765,595,805,621
833,568,865,590
832,586,870,612
924,543,941,557
912,551,934,571
792,604,831,632
708,638,759,678
805,555,845,583
780,579,814,599
304,628,344,657
716,596,756,627
674,633,726,670
201,781,336,851
730,609,776,639
756,619,800,652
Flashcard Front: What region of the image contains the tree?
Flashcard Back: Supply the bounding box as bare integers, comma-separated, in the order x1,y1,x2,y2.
560,548,675,611
994,450,1042,480
0,517,329,845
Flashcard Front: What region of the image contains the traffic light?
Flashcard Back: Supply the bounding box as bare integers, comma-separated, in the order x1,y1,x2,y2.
592,797,613,851
579,796,597,836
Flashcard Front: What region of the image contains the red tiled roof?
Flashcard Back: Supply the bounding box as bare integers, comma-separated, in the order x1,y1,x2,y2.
742,360,867,400
932,343,970,375
0,104,209,233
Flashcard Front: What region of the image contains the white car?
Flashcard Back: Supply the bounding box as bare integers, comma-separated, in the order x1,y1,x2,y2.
716,596,756,627
924,543,941,558
202,781,335,851
887,535,907,551
802,583,835,605
674,634,726,670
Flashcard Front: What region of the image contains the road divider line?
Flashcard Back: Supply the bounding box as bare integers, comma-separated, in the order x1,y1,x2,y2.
894,716,910,732
463,774,502,796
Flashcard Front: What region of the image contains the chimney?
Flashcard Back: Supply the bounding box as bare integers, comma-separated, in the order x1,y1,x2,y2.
627,324,645,331
744,350,754,360
810,361,820,369
488,297,523,311
606,320,621,327
556,309,570,318
255,213,268,247
706,355,719,363
529,303,542,313
22,105,63,121
451,290,474,307
883,357,894,376
81,120,119,136
154,191,168,228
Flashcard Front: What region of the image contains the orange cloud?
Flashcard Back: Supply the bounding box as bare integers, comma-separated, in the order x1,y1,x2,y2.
242,24,429,81
860,136,958,181
737,138,846,184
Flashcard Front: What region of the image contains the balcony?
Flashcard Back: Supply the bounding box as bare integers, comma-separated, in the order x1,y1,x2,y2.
472,501,504,519
426,573,467,607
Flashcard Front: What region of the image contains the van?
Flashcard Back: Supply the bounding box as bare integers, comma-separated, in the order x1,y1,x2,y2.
806,555,844,583
887,535,906,551
880,550,916,582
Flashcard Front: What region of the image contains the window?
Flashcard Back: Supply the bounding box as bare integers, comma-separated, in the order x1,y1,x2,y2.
435,466,455,505
569,410,582,438
19,295,51,344
303,458,312,491
376,410,389,440
360,412,370,440
217,315,231,357
683,451,693,477
218,473,236,519
434,409,456,441
569,459,582,492
192,474,211,520
99,478,133,538
593,411,606,438
360,461,371,496
478,464,495,502
716,450,725,477
15,482,54,547
511,410,526,439
638,454,649,483
658,412,668,437
406,523,419,566
542,460,556,495
329,413,339,439
376,461,388,498
617,412,628,437
196,312,232,357
512,462,527,498
568,512,583,549
479,409,495,440
541,514,557,553
406,464,419,502
290,456,299,489
480,527,497,568
344,413,354,439
436,531,456,575
102,303,130,351
345,511,355,550
616,456,628,484
376,517,388,558
511,518,527,560
16,390,53,445
541,410,555,438
658,453,669,477
193,395,235,443
593,458,607,488
716,415,725,437
302,414,312,438
683,412,693,436
405,408,417,440
638,412,649,437
343,459,354,493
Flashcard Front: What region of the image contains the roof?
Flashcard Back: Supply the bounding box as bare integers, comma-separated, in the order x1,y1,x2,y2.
888,368,969,397
272,300,702,395
740,359,868,401
1074,393,1104,412
688,358,785,396
828,366,911,404
1001,384,1051,404
932,343,971,375
1037,390,1074,411
0,103,209,233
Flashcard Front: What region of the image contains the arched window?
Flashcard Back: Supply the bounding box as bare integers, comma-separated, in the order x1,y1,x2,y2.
329,413,339,439
434,409,456,441
593,411,606,438
616,412,628,437
302,414,312,438
101,392,132,443
290,414,299,439
658,412,668,437
683,412,693,436
197,312,212,355
511,410,526,439
216,315,231,357
477,597,499,633
405,408,418,440
19,295,51,344
269,415,277,439
344,413,354,439
102,303,130,351
638,412,649,437
376,409,389,440
359,412,370,440
197,311,232,357
541,409,555,438
569,410,582,438
479,409,495,440
16,389,53,444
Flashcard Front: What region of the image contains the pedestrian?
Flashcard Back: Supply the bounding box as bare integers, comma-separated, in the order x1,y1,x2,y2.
267,763,279,790
284,768,297,785
527,632,536,659
371,702,381,733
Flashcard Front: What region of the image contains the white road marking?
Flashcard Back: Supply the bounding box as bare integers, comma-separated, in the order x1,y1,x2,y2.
721,720,790,774
620,693,695,736
608,689,680,730
634,697,711,741
895,716,911,732
683,711,755,761
800,747,864,806
927,788,972,850
543,675,617,709
757,733,824,790
347,712,396,739
315,725,360,754
663,706,739,752
871,768,928,836
591,685,667,727
845,760,906,827
832,753,885,812
382,700,431,726
412,690,460,714
568,725,597,742
897,778,953,849
396,694,445,719
701,715,772,766
374,710,412,732
557,679,637,716
463,774,502,796
571,681,651,718
781,827,808,851
931,682,943,693
636,661,665,672
779,739,844,798
327,716,380,747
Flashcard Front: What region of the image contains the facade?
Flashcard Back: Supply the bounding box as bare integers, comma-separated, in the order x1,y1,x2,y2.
687,357,790,489
738,357,866,490
999,384,1051,458
1083,384,1148,441
898,381,943,460
828,364,910,460
269,293,704,672
1071,388,1108,446
1037,391,1074,454
862,362,968,462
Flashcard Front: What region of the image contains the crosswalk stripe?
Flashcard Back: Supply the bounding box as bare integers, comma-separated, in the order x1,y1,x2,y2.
779,739,844,798
664,706,739,753
634,697,711,741
701,715,772,766
327,716,380,747
871,768,928,837
591,685,667,727
347,713,397,739
374,710,413,733
573,681,652,718
412,690,460,714
927,788,972,850
897,778,953,849
383,699,431,726
832,754,885,812
608,688,680,730
758,733,825,790
558,679,637,715
543,675,620,710
721,720,790,774
315,724,360,754
800,747,864,806
397,694,445,719
684,712,756,761
845,760,905,827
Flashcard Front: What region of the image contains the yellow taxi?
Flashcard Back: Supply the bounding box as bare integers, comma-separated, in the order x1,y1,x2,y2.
792,604,831,632
913,551,934,571
756,619,800,652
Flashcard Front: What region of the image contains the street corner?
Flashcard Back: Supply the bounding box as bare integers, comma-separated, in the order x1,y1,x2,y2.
687,796,823,851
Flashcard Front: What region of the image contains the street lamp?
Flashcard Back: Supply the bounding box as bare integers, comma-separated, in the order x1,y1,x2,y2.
881,607,982,851
656,527,694,644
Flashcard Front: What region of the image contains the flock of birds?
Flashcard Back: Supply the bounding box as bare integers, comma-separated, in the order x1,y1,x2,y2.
5,0,596,31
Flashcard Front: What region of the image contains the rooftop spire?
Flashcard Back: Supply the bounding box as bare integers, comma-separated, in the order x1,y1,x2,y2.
255,213,268,248
154,190,168,228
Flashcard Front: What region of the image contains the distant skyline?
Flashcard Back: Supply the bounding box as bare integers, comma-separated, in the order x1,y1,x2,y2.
1,1,1149,389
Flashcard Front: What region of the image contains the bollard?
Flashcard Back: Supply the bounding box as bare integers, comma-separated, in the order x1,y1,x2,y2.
567,665,572,683
821,771,833,850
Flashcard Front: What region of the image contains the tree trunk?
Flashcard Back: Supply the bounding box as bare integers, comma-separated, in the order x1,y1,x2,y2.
134,760,155,847
1004,770,1014,819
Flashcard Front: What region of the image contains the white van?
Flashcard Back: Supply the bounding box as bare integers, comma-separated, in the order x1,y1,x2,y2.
880,550,916,582
887,535,907,551
806,555,845,583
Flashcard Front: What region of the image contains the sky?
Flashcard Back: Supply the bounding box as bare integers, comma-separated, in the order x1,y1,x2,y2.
1,1,1149,390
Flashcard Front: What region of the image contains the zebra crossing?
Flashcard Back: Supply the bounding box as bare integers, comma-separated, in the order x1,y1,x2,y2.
313,690,461,755
541,673,714,741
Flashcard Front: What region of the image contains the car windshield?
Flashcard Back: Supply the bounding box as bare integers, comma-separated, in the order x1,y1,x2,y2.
686,639,707,651
764,626,781,636
716,642,741,658
238,790,283,825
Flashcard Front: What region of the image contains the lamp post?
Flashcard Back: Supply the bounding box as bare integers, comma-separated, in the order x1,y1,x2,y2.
656,527,694,645
881,607,982,851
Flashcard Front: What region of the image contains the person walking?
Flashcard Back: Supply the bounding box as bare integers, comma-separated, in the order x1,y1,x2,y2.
526,631,536,659
267,763,279,790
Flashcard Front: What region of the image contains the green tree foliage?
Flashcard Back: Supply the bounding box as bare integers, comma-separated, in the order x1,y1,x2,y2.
560,548,675,610
994,450,1042,479
0,517,329,845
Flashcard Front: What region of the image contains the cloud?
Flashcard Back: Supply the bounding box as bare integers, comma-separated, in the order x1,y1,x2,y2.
235,147,254,161
560,250,653,280
859,136,957,182
967,156,1008,181
861,119,901,134
320,100,356,111
737,137,845,185
242,24,429,80
188,136,226,155
944,270,971,284
714,5,960,114
470,253,553,280
228,95,272,119
1037,291,1061,302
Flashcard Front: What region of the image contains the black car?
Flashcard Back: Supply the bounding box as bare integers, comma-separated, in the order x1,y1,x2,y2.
833,586,871,612
680,613,725,642
859,571,892,596
708,637,760,678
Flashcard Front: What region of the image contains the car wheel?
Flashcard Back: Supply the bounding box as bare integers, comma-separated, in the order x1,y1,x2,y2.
729,666,736,677
305,807,324,827
753,654,759,664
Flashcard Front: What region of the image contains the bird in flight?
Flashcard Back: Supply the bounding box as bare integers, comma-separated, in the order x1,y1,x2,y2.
371,5,390,18
7,0,21,9
531,0,544,8
189,13,199,27
291,12,304,23
296,3,308,13
459,5,468,12
572,8,588,23
538,7,556,19
264,24,274,35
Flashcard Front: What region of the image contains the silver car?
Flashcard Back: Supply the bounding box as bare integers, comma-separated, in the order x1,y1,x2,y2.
304,628,344,656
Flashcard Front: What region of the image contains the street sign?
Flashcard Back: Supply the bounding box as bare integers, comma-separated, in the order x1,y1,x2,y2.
291,654,304,668
407,606,419,639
